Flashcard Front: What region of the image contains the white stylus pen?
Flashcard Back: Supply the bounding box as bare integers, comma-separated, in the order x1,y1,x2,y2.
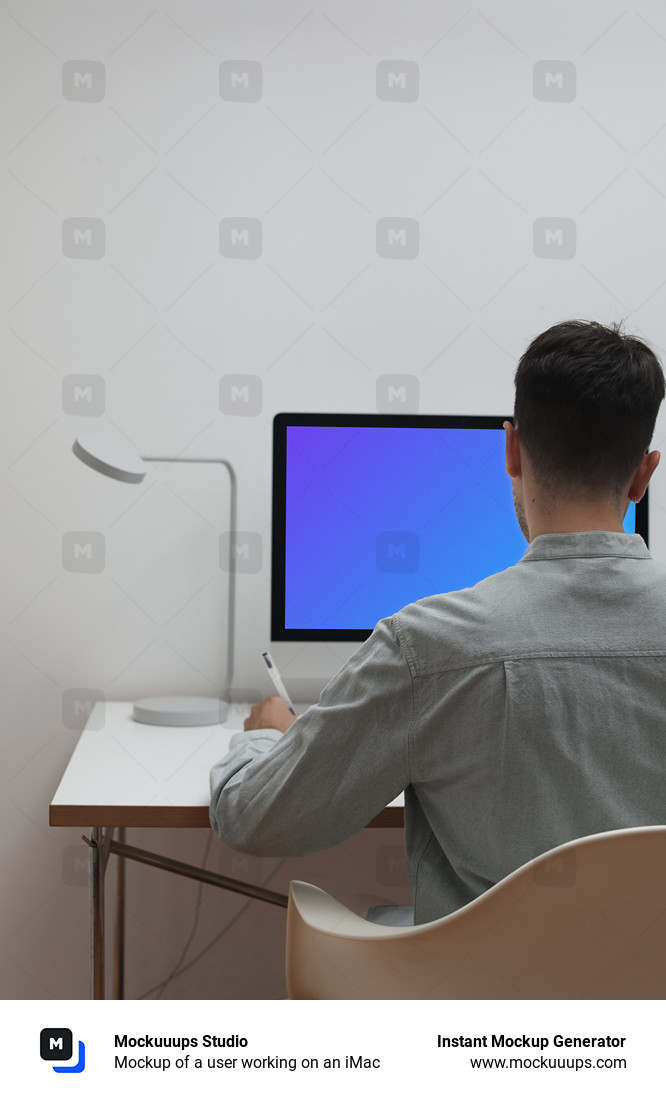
261,651,297,715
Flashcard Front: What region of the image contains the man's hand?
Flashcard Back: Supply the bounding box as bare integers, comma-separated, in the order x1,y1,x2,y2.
244,695,298,734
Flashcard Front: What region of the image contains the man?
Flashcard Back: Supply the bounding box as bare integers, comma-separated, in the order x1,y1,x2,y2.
210,320,666,925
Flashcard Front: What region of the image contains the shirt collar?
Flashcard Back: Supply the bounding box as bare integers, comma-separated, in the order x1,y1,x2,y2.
521,530,651,562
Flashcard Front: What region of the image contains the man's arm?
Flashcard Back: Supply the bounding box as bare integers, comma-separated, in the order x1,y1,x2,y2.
209,616,414,856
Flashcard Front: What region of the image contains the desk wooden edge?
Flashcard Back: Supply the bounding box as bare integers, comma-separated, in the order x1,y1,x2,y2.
49,804,404,829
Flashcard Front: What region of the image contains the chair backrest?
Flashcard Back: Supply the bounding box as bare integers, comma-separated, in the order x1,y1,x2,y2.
286,826,666,998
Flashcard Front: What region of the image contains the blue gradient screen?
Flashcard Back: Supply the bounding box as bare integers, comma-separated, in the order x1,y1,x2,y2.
281,423,638,635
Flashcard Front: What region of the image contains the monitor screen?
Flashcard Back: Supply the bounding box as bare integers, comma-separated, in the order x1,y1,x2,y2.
271,413,648,642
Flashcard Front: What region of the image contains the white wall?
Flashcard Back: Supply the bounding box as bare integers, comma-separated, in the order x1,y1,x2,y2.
3,0,666,998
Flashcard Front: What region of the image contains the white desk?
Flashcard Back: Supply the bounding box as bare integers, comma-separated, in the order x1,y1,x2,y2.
50,702,404,997
51,701,250,828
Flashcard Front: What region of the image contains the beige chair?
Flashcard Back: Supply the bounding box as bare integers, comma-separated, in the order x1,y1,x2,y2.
286,826,666,999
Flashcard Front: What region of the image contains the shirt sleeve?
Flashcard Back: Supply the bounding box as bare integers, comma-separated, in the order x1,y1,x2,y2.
208,615,414,855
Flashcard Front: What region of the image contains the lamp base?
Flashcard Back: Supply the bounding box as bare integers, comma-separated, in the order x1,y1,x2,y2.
132,695,229,727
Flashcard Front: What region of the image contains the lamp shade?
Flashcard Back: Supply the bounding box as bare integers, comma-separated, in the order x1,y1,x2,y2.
73,433,147,484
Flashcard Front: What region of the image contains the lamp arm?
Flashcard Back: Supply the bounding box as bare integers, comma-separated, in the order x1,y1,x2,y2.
140,456,237,703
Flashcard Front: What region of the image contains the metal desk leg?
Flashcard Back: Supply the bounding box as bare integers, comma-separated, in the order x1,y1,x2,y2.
85,827,113,999
114,827,126,1000
90,826,105,999
84,827,288,999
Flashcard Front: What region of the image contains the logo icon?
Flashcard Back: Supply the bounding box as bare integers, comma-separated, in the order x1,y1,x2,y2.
533,218,576,259
533,61,576,102
533,850,577,887
40,1028,86,1073
220,531,263,574
62,845,89,887
219,61,263,102
62,61,106,102
219,218,263,260
62,218,106,260
376,218,419,259
62,688,106,730
219,375,263,416
62,375,106,416
62,532,106,573
376,61,420,102
376,375,419,413
377,531,419,574
377,845,408,886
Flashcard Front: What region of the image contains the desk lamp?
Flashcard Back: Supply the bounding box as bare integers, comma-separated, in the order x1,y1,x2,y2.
72,432,236,727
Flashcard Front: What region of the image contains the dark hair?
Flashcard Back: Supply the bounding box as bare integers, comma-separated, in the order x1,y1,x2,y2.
514,320,665,497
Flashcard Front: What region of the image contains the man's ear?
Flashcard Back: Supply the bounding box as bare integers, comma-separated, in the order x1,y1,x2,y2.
628,450,660,503
504,420,521,478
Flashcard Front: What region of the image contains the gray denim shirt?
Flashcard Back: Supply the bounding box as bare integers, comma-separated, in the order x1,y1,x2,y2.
210,531,666,923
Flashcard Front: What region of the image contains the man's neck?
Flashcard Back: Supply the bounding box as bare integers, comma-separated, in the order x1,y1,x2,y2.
527,502,626,541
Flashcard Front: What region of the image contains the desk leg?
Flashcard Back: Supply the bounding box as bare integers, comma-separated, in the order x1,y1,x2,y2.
113,827,126,1000
90,826,105,999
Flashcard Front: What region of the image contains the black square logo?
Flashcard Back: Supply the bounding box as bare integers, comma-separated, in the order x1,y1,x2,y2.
41,1028,73,1061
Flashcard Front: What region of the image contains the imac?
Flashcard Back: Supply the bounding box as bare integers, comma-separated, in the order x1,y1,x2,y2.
271,413,648,643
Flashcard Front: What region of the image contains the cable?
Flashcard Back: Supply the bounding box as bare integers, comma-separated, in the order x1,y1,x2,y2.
149,831,214,1000
136,841,287,999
